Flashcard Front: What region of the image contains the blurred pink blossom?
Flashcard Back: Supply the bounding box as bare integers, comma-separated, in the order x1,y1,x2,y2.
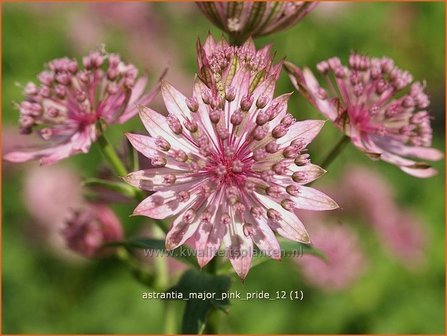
22,165,84,260
297,223,366,291
375,210,426,267
332,166,427,267
61,203,124,258
24,165,83,227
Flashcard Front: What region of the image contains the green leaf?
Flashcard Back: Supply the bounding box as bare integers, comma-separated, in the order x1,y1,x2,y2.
110,238,198,268
279,240,328,260
167,269,231,334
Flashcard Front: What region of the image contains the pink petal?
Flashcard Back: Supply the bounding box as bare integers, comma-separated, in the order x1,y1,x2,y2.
165,211,202,251
400,166,438,178
289,164,327,185
123,168,195,191
250,216,281,260
223,214,253,279
125,132,188,170
255,192,310,243
39,143,79,165
290,186,339,211
137,105,200,156
375,137,443,161
133,190,197,219
278,120,325,147
161,81,193,121
191,203,226,268
119,76,160,124
401,146,443,161
4,149,48,163
285,62,338,121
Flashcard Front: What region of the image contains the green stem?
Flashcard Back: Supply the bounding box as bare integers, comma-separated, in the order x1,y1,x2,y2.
97,125,128,177
163,300,177,335
204,308,220,334
96,123,144,200
153,226,169,290
82,178,139,198
203,257,219,334
152,225,176,333
128,139,140,172
319,135,350,170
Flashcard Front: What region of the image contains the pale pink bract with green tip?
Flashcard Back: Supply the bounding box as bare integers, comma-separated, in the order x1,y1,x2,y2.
124,36,337,279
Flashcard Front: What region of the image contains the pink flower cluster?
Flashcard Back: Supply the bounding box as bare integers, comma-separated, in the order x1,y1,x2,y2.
5,49,158,165
286,54,442,177
125,36,337,278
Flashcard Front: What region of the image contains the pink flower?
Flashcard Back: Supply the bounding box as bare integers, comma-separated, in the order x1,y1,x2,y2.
124,39,337,279
296,223,366,291
285,54,443,177
4,49,159,165
21,165,86,261
196,2,318,43
61,203,123,258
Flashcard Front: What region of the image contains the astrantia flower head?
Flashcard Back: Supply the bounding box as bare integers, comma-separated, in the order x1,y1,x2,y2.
196,2,318,44
285,54,443,177
124,41,337,279
61,203,123,258
196,34,282,99
4,48,159,165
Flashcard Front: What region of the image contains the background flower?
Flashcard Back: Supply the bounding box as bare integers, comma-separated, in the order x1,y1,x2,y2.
285,54,443,177
61,203,123,258
296,222,366,291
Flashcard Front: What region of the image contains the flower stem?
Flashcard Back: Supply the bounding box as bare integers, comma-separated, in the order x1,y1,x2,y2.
96,123,144,200
319,135,350,170
152,225,176,333
97,130,128,177
204,308,220,334
163,300,177,335
203,257,220,334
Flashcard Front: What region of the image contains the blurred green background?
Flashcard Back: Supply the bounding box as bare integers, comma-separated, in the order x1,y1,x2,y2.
2,2,445,334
